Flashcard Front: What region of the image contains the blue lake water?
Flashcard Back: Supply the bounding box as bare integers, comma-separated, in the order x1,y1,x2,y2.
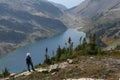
0,29,85,73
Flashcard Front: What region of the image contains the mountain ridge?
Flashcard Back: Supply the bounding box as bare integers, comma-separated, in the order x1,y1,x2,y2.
69,0,120,49
0,0,67,55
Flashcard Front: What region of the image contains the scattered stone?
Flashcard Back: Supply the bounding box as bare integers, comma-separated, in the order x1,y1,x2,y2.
6,57,120,79
5,77,9,80
67,59,73,64
65,78,104,80
49,64,59,72
36,68,48,73
15,71,32,78
59,62,69,69
116,60,120,65
10,73,16,77
51,72,56,75
9,73,16,79
90,57,94,60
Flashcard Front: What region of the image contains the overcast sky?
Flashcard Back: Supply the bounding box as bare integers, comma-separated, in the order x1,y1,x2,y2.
48,0,84,8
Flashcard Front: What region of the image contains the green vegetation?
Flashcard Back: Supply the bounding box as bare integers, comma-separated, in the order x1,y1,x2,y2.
17,50,120,80
1,33,120,80
0,67,10,78
116,45,120,50
43,33,103,65
44,47,51,65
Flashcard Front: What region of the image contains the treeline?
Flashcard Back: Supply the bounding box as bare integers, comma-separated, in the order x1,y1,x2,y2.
43,33,102,65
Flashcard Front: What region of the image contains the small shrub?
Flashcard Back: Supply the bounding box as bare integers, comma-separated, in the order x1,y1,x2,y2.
2,67,10,78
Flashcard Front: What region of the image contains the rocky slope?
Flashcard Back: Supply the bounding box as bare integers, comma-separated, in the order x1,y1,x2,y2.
0,0,67,55
70,0,120,49
3,53,120,80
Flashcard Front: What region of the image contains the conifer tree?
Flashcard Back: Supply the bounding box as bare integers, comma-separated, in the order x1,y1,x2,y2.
2,67,10,78
68,37,72,53
68,37,72,45
44,47,51,64
56,45,62,62
87,33,100,55
79,36,82,45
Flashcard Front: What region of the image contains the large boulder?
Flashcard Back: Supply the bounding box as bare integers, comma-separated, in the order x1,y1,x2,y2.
67,59,73,64
49,64,59,72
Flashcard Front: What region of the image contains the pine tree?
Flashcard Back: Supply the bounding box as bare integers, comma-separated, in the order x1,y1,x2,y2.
2,67,10,78
87,33,100,55
82,37,87,48
68,37,72,45
45,47,48,55
65,42,67,48
56,45,62,62
79,36,82,45
44,47,51,65
68,37,72,53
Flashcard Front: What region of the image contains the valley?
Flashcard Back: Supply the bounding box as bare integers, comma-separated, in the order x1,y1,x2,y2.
0,0,120,79
0,0,68,55
69,0,120,49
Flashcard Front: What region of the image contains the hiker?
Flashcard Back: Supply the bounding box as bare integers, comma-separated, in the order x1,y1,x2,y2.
26,53,35,72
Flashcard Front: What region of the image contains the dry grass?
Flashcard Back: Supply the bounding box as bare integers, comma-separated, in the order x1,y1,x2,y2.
14,50,120,80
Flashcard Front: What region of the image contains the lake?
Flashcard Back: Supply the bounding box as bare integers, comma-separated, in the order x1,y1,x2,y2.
0,29,85,73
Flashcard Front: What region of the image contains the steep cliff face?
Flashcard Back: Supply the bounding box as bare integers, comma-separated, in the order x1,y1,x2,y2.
70,0,120,48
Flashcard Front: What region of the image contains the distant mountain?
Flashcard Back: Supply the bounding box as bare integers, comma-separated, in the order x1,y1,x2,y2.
70,0,120,19
70,0,120,49
0,0,67,55
50,2,67,10
0,0,63,17
0,0,67,43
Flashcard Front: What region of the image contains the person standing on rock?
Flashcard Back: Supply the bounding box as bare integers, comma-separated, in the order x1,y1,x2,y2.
26,52,35,72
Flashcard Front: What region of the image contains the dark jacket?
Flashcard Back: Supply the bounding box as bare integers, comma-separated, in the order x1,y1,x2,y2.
26,56,32,64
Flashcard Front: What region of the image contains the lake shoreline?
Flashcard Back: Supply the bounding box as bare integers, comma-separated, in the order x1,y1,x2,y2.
0,29,85,73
